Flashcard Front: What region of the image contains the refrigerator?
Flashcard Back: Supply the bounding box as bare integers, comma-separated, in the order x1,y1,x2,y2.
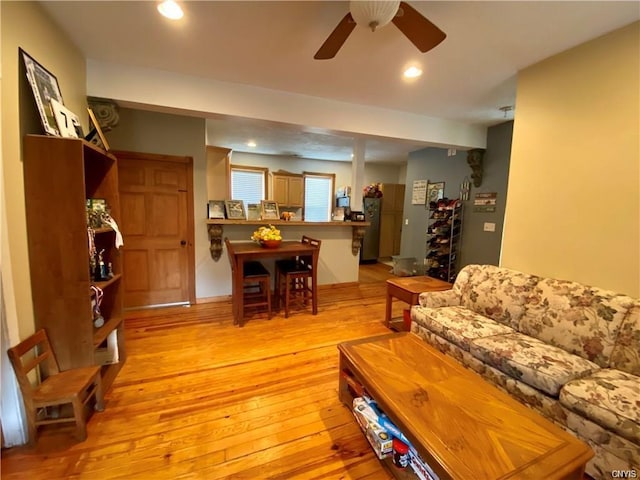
360,197,381,263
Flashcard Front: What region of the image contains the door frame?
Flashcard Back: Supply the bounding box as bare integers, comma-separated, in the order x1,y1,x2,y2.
113,150,196,306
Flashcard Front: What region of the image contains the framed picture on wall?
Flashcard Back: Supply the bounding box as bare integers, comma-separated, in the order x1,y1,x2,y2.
20,48,64,136
426,181,445,208
225,200,246,220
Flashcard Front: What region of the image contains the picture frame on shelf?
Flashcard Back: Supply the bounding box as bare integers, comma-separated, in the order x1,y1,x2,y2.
261,200,279,220
85,108,110,151
247,203,261,220
225,200,246,220
51,99,83,138
20,48,64,136
207,200,226,219
87,198,108,228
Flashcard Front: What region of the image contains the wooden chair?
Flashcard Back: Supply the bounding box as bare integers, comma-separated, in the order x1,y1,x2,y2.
7,329,105,445
275,236,321,318
225,238,272,320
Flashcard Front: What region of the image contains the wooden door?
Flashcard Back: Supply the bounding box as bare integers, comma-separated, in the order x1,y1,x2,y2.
116,151,195,308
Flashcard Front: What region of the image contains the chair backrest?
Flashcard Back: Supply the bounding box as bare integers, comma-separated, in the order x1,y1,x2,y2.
300,236,321,270
224,237,236,274
7,329,60,398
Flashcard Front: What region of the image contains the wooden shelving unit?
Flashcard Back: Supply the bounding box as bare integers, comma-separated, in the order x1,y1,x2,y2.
23,135,126,392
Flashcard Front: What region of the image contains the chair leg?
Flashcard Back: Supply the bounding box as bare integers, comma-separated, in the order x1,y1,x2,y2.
265,278,272,320
284,274,291,318
71,397,88,441
274,270,281,311
303,277,310,306
25,405,38,446
94,375,105,412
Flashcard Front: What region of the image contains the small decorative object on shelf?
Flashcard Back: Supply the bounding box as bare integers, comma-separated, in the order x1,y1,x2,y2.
363,182,383,198
251,224,282,248
87,198,109,228
90,285,105,328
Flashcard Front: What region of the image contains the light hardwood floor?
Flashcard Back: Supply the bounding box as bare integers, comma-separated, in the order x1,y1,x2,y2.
2,263,402,480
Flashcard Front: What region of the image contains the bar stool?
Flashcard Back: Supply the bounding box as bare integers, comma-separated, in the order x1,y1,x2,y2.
225,238,272,320
275,236,321,318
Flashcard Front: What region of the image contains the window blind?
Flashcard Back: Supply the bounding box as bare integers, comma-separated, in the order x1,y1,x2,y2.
304,176,332,221
231,169,264,205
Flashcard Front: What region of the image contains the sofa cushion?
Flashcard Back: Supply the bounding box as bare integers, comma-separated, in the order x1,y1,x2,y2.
560,369,640,444
470,332,600,396
520,278,636,368
459,264,539,329
609,304,640,376
411,305,514,352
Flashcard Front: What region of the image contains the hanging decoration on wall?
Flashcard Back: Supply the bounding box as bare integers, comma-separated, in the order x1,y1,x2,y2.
474,192,497,212
460,177,470,201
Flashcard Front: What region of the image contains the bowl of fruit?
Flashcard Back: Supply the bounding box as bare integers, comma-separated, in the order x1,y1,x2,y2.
251,225,282,248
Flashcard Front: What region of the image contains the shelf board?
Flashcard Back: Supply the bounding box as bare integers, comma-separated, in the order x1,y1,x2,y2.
93,315,123,347
205,219,370,227
92,226,114,234
91,274,122,294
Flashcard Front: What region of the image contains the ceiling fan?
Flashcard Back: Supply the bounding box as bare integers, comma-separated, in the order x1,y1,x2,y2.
314,1,446,60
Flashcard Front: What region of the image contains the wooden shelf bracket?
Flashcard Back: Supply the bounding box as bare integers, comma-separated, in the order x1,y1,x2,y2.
208,224,224,261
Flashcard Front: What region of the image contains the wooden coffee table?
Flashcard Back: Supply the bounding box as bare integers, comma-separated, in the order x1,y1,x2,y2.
338,333,593,480
385,276,452,330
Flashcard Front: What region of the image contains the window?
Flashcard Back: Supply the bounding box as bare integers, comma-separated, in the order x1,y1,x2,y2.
230,165,267,206
304,173,334,222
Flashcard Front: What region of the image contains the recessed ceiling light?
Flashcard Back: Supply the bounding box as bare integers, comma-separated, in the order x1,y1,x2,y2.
157,0,183,20
403,66,422,78
247,141,257,148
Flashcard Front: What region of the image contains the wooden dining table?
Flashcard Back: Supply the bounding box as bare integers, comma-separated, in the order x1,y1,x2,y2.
229,241,320,327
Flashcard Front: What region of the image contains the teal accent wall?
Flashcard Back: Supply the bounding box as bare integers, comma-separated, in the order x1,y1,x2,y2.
401,121,513,272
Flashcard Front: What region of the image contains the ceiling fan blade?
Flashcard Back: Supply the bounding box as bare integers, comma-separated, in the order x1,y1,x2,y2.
314,12,356,60
392,1,446,53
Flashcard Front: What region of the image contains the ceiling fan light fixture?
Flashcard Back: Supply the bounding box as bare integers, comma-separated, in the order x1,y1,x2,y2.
157,0,183,20
403,66,422,78
350,0,400,31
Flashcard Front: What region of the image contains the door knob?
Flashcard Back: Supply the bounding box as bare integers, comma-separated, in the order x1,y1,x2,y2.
180,240,187,246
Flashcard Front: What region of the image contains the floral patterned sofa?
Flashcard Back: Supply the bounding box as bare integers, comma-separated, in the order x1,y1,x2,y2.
410,264,639,479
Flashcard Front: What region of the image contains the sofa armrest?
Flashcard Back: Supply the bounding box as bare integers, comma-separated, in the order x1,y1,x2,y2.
418,289,461,308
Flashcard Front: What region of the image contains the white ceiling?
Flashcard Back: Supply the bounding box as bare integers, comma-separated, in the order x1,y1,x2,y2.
41,1,639,163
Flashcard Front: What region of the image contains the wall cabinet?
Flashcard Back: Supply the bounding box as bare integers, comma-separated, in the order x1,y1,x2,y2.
272,172,303,208
23,135,126,392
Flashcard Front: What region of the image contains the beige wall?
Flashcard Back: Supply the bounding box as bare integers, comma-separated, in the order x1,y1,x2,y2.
1,1,87,339
502,22,639,296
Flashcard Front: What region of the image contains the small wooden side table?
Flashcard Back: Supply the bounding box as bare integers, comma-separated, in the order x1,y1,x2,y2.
385,276,452,330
